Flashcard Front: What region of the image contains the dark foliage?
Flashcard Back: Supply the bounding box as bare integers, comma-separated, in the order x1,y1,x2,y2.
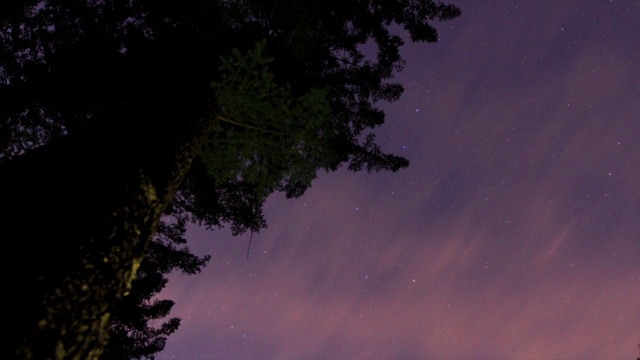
104,201,210,360
0,1,460,358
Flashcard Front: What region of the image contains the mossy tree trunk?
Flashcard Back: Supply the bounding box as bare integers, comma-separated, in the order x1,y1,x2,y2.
0,94,214,359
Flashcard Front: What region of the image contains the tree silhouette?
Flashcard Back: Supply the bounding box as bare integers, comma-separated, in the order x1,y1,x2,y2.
0,1,460,358
103,200,210,360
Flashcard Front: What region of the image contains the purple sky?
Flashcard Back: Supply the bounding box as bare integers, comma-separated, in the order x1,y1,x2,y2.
158,1,640,359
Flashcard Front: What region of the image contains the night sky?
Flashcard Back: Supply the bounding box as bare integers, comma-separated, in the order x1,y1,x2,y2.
158,1,640,359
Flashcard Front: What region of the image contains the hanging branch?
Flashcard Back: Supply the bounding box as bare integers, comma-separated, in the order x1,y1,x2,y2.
215,115,287,136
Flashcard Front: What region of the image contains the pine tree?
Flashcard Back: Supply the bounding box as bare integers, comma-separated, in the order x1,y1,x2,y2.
0,1,460,358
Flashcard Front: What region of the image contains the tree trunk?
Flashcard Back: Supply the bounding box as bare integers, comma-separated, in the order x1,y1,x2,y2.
0,94,213,359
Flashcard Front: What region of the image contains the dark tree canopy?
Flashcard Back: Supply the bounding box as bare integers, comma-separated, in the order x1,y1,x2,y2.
0,1,460,358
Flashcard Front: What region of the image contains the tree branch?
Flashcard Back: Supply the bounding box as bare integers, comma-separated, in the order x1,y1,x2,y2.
216,115,286,136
